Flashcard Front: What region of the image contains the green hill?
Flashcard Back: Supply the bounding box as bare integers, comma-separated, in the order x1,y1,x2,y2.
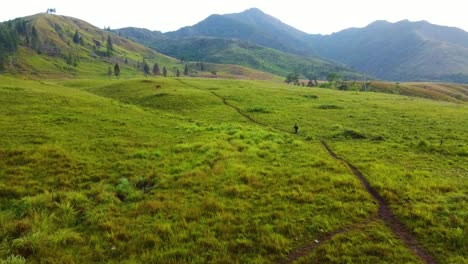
0,14,278,80
116,30,366,80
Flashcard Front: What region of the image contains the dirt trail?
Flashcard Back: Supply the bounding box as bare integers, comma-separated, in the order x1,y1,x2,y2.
281,218,378,264
320,141,435,264
175,79,435,264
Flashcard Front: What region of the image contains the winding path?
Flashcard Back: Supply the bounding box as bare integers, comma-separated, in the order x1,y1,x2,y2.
174,79,435,264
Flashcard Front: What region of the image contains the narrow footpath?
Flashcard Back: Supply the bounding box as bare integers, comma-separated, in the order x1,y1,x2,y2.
175,79,435,264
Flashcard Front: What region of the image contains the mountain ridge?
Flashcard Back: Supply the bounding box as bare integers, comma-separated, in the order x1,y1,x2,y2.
158,8,468,83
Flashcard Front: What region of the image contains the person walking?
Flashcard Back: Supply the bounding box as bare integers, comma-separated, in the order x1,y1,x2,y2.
294,123,299,134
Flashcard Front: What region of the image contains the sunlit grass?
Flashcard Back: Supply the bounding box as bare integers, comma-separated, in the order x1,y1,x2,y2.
0,76,466,263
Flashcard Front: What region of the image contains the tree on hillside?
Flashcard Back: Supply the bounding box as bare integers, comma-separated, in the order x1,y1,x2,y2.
285,72,299,84
106,35,113,57
0,24,19,71
176,68,180,77
327,72,341,87
114,63,120,78
184,64,189,76
143,61,150,77
162,66,167,77
73,29,80,44
152,63,160,75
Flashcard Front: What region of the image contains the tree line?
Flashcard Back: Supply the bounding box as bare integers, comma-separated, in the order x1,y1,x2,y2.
108,59,197,78
0,18,35,71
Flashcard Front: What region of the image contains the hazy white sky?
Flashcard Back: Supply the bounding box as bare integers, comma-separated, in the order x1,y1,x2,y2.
1,0,466,34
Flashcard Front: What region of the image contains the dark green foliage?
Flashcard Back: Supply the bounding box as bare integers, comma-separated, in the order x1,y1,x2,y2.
143,61,150,76
341,129,367,139
184,64,189,76
162,66,167,77
152,63,160,75
73,29,80,44
106,35,113,56
285,72,299,84
114,63,120,77
176,68,180,77
0,22,19,71
318,104,342,109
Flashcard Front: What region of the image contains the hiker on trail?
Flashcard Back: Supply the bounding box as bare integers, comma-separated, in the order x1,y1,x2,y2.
294,123,299,134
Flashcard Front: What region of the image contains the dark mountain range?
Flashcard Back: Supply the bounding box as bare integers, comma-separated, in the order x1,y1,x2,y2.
118,8,468,83
309,20,468,82
166,8,313,56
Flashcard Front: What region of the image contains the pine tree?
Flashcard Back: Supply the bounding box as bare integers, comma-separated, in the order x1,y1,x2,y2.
114,63,120,78
176,68,180,77
152,63,160,75
162,66,167,77
73,29,80,44
106,35,113,57
184,64,189,76
143,61,150,77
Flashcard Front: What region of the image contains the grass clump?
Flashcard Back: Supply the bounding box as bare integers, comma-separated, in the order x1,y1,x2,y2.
318,104,342,109
247,106,271,113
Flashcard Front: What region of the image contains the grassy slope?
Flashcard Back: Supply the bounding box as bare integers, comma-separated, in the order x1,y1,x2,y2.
4,14,279,81
177,78,467,263
364,81,468,103
136,36,365,80
0,76,466,263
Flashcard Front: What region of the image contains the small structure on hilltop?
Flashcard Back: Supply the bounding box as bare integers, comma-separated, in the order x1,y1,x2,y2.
46,8,56,14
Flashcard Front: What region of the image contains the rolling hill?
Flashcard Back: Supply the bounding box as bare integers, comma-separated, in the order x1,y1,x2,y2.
115,28,366,80
0,13,278,80
0,75,466,263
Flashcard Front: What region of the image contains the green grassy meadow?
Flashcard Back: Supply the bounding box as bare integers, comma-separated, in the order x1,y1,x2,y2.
0,75,467,263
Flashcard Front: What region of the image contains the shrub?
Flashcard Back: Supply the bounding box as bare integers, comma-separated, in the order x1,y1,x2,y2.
318,104,342,109
115,178,141,202
342,129,366,139
247,106,271,113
